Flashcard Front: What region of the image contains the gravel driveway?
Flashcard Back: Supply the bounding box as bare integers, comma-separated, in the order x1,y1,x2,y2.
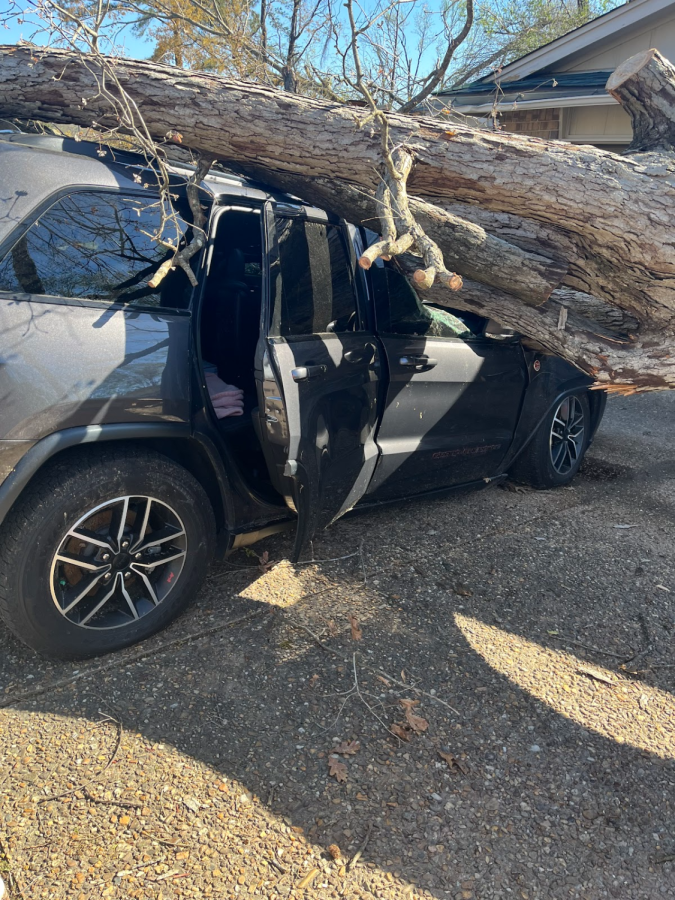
1,393,674,900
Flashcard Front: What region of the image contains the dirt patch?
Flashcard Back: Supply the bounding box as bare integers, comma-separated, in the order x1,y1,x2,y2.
579,455,634,481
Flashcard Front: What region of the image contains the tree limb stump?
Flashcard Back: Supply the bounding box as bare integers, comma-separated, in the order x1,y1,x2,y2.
606,49,675,153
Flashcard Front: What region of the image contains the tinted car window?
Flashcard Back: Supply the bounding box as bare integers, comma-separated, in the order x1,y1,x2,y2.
0,191,195,310
270,218,358,336
371,263,470,338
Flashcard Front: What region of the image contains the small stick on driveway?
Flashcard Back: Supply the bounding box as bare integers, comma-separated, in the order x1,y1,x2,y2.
348,822,374,870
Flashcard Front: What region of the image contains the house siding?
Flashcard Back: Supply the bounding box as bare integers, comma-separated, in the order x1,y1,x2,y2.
565,8,675,71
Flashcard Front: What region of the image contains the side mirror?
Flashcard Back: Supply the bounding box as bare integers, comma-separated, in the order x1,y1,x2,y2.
484,318,517,340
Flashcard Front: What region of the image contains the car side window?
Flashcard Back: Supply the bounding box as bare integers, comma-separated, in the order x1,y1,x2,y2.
0,191,195,310
371,262,471,338
270,217,358,336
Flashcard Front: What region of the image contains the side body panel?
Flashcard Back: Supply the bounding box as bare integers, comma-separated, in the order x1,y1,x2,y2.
367,334,527,499
0,298,191,441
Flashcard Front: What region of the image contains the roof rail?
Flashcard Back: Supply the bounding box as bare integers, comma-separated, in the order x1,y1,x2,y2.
0,132,250,187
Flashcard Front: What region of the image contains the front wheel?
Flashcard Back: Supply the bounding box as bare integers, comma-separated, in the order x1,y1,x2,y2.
509,393,590,489
0,447,215,658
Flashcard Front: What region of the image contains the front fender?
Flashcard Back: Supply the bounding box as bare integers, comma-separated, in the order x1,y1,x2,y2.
500,354,601,472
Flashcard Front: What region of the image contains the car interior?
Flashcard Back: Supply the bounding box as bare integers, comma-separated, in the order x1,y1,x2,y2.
198,206,278,498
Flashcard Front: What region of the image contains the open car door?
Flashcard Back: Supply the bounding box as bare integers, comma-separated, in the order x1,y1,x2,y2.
255,203,381,559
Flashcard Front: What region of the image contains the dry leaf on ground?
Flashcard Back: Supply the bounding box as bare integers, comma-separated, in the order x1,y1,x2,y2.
439,750,470,775
400,699,428,733
348,614,362,641
577,665,616,686
328,756,348,782
390,723,412,741
258,550,274,572
334,740,361,756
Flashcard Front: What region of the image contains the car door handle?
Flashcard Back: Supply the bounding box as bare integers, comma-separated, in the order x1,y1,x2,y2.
344,344,376,364
291,365,327,382
399,355,438,369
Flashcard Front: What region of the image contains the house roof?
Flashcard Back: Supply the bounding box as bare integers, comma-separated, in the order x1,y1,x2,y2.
437,70,613,106
470,0,675,84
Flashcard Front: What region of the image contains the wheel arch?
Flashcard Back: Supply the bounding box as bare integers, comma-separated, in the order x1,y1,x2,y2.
0,424,234,535
500,361,596,474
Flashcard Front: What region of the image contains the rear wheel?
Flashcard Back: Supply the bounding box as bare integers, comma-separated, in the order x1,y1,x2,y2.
0,448,215,658
510,393,590,488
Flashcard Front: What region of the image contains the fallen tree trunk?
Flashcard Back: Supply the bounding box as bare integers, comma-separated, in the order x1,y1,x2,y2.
0,44,675,389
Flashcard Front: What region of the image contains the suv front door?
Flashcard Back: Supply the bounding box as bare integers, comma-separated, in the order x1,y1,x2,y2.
366,262,527,500
255,204,381,556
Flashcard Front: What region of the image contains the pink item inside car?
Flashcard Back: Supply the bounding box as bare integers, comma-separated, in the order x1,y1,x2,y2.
205,371,245,419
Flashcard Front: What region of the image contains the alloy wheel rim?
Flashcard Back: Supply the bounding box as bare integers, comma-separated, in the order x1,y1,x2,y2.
50,495,187,630
549,396,585,475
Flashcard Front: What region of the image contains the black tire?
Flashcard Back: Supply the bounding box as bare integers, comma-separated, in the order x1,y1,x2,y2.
510,392,590,489
0,447,215,658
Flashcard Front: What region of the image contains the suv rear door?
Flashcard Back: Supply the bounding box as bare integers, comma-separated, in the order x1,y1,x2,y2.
255,203,381,556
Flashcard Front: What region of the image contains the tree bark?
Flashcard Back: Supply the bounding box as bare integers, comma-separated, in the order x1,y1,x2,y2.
1,45,675,389
606,48,675,153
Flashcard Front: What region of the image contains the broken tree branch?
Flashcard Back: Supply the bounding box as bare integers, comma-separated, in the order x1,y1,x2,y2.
607,48,675,154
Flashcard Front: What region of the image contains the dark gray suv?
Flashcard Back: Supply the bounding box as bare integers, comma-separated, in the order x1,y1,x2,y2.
0,134,605,658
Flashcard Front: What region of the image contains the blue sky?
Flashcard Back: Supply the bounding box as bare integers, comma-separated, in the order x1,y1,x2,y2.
0,5,152,57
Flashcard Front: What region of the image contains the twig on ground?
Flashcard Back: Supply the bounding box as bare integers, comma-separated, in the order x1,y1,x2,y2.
39,715,122,803
151,869,184,882
89,858,164,885
288,617,460,721
351,653,402,739
359,539,367,585
348,822,374,870
369,666,460,716
313,696,352,736
83,788,143,810
551,634,631,660
295,550,361,565
0,834,27,900
268,857,287,874
290,622,340,655
0,609,268,709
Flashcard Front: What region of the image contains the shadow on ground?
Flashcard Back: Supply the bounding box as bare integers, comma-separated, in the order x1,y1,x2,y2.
1,393,675,900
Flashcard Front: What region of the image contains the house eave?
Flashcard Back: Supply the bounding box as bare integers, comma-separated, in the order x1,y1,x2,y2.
484,0,675,83
441,93,620,114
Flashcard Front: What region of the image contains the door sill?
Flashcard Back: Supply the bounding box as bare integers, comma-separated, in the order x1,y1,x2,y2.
349,474,508,514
